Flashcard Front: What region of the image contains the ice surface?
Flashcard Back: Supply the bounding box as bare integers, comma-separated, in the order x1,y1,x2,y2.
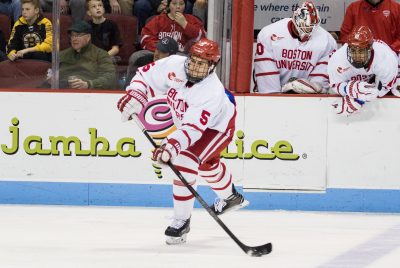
0,205,399,268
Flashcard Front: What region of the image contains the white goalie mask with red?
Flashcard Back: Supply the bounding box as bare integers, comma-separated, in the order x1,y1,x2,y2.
292,1,320,42
185,38,221,83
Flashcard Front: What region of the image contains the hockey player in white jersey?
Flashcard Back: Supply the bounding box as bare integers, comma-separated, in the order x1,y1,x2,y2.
117,38,248,245
254,1,337,94
328,25,398,116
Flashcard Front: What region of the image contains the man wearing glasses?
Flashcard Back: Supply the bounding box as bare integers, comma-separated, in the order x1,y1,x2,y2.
59,20,116,89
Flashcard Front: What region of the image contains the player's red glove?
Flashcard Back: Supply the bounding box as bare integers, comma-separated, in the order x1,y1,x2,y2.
345,81,378,102
117,89,147,122
152,138,181,163
332,95,364,116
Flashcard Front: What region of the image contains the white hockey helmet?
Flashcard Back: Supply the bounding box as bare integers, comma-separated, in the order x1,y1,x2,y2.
292,1,320,41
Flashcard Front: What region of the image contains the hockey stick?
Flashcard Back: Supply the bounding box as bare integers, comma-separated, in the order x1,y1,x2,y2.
131,115,272,257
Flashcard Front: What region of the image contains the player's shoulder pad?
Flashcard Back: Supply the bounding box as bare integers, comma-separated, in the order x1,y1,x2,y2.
331,44,347,60
168,54,187,62
372,40,394,53
313,26,336,43
371,41,398,69
327,45,349,73
193,73,224,97
257,18,290,40
149,54,186,70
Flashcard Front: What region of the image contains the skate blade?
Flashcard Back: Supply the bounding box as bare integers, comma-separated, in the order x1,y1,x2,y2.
165,233,187,245
241,199,250,209
218,199,250,215
235,199,250,211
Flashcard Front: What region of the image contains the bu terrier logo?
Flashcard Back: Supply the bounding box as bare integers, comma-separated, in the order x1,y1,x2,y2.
337,66,350,74
270,34,284,41
168,72,184,83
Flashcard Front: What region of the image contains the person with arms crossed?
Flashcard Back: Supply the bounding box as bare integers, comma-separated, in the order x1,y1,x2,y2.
328,25,398,116
117,38,248,245
254,1,337,94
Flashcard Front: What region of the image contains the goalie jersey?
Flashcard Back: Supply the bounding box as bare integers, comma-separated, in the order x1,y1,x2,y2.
126,55,235,152
328,40,398,97
254,18,337,93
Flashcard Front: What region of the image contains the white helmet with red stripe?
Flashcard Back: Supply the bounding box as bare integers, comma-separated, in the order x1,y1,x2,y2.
292,1,320,42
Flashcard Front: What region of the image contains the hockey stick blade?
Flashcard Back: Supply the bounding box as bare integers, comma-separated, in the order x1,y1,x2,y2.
131,115,273,256
244,243,273,257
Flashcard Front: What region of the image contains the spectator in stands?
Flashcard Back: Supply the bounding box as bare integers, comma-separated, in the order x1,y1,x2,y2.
134,0,195,32
329,25,398,116
40,0,135,22
40,0,86,23
6,0,52,62
86,0,122,63
253,1,337,94
192,0,206,24
58,20,116,89
125,36,178,88
190,0,208,23
0,26,6,61
140,0,205,53
340,0,400,49
104,0,134,16
134,0,167,32
153,36,178,60
0,0,21,23
123,51,152,88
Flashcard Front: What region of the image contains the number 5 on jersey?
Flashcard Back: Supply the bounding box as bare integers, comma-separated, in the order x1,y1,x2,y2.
200,110,210,125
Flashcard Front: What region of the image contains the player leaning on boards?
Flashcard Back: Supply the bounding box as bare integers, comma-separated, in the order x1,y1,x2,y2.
328,25,398,116
117,38,249,245
254,1,337,94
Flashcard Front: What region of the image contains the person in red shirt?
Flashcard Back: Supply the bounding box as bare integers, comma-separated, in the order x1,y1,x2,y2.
340,0,400,49
140,0,206,52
